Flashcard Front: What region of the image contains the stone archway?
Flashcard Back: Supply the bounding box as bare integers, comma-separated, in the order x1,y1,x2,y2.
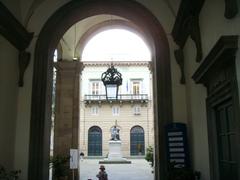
29,0,172,179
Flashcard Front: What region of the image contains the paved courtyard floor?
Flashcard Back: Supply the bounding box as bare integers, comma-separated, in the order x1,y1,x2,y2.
79,159,154,180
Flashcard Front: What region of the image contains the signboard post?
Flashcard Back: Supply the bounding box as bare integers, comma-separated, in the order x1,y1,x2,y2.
70,149,79,180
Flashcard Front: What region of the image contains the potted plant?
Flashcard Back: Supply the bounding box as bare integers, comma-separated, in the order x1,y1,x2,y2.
50,155,70,180
0,165,21,180
145,146,154,167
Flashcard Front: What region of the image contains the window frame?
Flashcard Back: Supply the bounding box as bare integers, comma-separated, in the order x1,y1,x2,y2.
133,105,141,115
90,106,99,116
112,106,120,116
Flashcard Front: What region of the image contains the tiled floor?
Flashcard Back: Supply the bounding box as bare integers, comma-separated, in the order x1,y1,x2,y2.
79,159,154,180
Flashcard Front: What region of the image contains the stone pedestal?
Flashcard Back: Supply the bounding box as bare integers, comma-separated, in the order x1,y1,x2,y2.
108,140,123,160
99,140,131,164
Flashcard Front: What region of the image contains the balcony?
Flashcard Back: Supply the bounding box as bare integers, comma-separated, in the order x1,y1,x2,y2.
84,94,148,105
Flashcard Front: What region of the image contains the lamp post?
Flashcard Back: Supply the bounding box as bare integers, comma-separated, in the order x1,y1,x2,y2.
101,64,122,100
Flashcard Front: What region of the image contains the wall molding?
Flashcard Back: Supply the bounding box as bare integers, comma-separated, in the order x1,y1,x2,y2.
192,35,238,85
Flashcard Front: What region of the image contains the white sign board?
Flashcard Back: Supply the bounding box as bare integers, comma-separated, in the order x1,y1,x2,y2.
70,149,78,169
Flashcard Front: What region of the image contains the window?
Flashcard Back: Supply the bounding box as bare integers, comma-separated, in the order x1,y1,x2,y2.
91,106,99,115
112,106,120,116
90,81,101,95
131,80,142,95
133,105,141,115
132,81,140,94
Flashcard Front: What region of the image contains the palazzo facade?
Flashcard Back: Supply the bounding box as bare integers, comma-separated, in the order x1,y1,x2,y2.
79,61,154,157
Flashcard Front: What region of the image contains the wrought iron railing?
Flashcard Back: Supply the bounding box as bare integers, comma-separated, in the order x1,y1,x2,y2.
84,94,148,101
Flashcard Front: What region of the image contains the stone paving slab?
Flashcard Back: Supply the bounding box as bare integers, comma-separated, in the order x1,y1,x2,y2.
79,159,154,180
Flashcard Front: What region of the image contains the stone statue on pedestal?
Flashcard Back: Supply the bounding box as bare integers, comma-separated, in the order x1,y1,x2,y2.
99,120,131,163
110,125,120,141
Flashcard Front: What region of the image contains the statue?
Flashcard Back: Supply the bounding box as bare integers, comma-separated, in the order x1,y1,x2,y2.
110,125,120,141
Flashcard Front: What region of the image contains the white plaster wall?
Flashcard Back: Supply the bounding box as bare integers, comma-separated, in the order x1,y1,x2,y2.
184,1,240,180
184,38,209,180
200,0,240,57
168,35,188,123
13,37,36,180
0,35,18,169
0,0,21,171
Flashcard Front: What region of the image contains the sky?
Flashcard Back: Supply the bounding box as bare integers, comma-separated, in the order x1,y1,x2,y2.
82,29,151,61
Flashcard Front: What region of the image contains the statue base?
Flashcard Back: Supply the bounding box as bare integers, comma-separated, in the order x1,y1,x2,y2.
99,140,131,164
108,140,123,160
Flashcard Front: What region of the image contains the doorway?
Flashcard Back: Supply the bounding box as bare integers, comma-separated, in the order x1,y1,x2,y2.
88,126,102,156
130,126,145,156
215,99,238,179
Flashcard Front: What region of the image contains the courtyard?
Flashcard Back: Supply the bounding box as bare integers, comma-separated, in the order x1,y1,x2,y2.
79,159,154,180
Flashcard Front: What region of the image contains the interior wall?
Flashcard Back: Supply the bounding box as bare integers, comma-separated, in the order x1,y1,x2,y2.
184,0,240,180
168,36,188,123
13,38,36,180
0,35,19,170
184,38,209,180
0,0,22,171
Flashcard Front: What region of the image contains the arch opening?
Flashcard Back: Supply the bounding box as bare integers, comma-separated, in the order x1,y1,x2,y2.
30,1,172,180
81,28,151,61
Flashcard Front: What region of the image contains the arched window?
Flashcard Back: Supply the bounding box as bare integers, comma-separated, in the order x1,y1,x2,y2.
88,126,102,156
130,126,145,155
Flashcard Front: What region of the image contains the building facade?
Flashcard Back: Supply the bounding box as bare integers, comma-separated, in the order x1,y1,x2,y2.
79,61,154,157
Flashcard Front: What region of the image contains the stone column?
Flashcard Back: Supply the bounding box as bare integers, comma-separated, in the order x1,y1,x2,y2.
53,60,82,178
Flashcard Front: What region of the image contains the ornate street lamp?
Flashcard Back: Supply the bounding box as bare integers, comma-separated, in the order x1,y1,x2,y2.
101,64,122,100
